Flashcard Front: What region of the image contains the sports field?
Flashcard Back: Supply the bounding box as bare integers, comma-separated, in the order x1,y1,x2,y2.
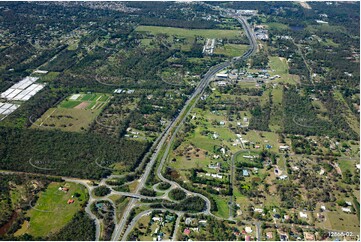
15,182,88,237
59,93,110,110
32,93,110,132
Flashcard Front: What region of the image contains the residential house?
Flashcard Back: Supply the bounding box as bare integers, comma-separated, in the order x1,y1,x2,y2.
303,232,315,241
152,217,162,222
299,212,308,218
190,228,199,232
341,207,352,213
185,217,194,225
198,220,207,226
183,228,191,236
254,208,263,213
165,215,175,222
245,227,252,233
279,145,290,151
266,232,273,239
209,163,221,169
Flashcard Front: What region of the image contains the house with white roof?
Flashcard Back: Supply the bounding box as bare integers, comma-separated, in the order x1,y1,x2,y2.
299,212,308,218
342,207,352,213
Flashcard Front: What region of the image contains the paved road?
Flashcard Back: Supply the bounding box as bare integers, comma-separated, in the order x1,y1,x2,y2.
232,15,258,60
228,137,248,219
155,11,259,219
111,120,176,241
255,221,262,241
2,7,259,242
171,213,182,241
112,7,259,240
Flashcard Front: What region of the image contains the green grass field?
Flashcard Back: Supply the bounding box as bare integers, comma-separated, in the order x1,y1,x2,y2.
32,108,101,132
214,44,249,57
59,93,110,109
136,26,242,40
268,56,299,84
333,90,360,136
59,100,81,109
323,211,360,233
338,159,356,174
269,87,284,132
18,182,88,237
212,195,229,219
272,87,283,104
266,22,290,31
305,24,346,34
38,72,60,82
188,128,219,152
32,93,110,132
243,130,280,153
234,150,260,163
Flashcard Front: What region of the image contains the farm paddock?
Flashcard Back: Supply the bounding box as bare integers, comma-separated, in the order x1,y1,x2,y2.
31,93,110,132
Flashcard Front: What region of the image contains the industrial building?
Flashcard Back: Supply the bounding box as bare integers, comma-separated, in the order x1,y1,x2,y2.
0,76,45,119
0,76,44,101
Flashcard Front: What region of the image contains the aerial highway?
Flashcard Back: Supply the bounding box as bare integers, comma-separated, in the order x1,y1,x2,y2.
110,9,259,241
2,2,358,240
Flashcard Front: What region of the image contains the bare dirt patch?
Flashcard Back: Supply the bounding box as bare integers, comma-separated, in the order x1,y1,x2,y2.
74,102,89,109
299,1,311,9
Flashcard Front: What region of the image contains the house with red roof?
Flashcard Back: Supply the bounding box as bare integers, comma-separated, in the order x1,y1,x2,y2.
183,228,191,236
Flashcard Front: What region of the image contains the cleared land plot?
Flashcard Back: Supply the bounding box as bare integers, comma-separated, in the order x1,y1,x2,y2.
268,56,300,84
338,159,356,174
171,143,212,170
212,195,229,219
322,211,360,233
136,26,243,40
39,72,60,82
299,1,311,9
234,150,260,163
333,90,360,136
243,130,280,153
75,102,89,109
266,22,290,31
269,87,283,132
16,182,87,237
32,93,110,132
136,26,243,51
214,44,249,57
32,108,101,132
